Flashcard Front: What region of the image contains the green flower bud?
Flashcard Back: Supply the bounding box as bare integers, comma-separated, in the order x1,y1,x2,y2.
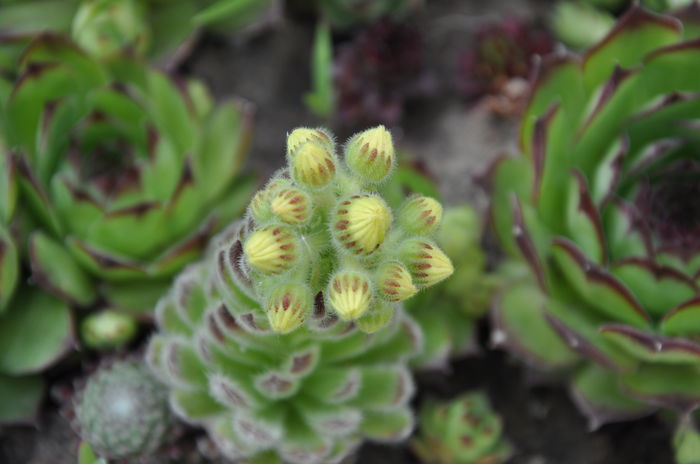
328,271,374,320
344,125,395,183
243,225,300,274
289,142,336,188
81,310,137,350
72,0,149,57
265,284,312,334
375,261,417,302
401,238,454,287
271,187,313,225
357,302,394,334
332,194,392,256
286,127,334,156
397,194,443,236
249,189,273,224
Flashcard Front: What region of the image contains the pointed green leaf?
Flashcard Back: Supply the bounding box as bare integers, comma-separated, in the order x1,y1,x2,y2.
571,364,652,428
662,298,700,337
493,281,579,368
29,231,96,306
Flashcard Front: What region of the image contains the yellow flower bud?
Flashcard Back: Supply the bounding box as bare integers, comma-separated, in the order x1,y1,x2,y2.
357,302,394,334
287,127,334,156
375,261,418,302
397,194,443,235
249,177,292,224
344,125,395,183
327,271,373,320
289,142,336,188
266,284,312,333
400,238,454,288
243,225,300,274
271,188,313,225
333,195,392,256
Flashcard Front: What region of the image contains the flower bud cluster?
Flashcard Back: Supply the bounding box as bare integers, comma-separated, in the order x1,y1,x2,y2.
241,125,454,333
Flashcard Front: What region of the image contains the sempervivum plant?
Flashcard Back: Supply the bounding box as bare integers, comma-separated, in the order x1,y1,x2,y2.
490,4,700,452
408,205,498,369
3,34,253,314
148,125,454,463
457,16,553,117
75,360,172,460
0,34,252,423
412,392,511,464
334,19,433,127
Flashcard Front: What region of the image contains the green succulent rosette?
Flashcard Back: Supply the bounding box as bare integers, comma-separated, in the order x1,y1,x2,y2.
148,126,454,463
413,392,511,464
491,5,700,434
4,34,253,313
0,33,253,423
75,360,172,460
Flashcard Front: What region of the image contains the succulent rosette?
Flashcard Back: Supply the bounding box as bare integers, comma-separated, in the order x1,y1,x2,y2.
490,5,700,437
334,18,433,127
148,126,453,463
457,16,553,102
0,33,252,423
4,35,253,313
412,392,511,464
74,360,172,459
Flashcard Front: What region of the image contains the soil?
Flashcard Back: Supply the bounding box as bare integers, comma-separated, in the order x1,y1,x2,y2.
0,0,677,463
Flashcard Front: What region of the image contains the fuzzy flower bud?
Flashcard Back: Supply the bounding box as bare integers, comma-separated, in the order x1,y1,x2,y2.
81,310,137,350
375,261,418,302
344,125,395,183
328,271,374,320
249,190,273,224
266,284,312,333
271,188,313,225
333,195,392,256
357,302,394,334
287,127,334,156
397,194,443,236
244,225,300,274
400,238,454,287
289,142,336,188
